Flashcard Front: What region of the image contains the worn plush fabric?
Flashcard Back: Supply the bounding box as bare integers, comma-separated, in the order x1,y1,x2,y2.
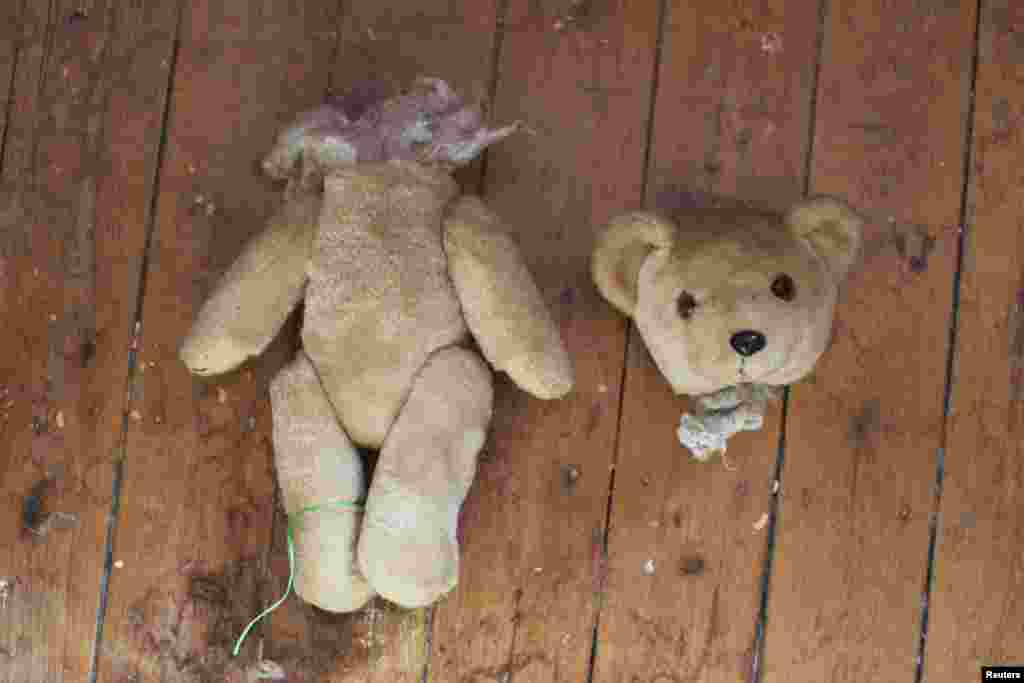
269,352,374,612
592,196,862,460
180,78,574,611
358,347,493,607
593,198,863,395
179,190,321,376
302,161,468,449
444,196,573,400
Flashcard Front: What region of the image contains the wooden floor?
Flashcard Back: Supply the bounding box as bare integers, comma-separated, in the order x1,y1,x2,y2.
1,1,1021,681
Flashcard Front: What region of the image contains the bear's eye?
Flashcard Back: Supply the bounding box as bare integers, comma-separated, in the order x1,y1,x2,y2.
771,274,796,301
677,291,698,320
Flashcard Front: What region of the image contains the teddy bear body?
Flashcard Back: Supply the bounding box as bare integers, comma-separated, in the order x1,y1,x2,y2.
179,79,573,611
304,163,468,449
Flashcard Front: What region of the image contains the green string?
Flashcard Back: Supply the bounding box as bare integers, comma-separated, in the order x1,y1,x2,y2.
232,497,364,657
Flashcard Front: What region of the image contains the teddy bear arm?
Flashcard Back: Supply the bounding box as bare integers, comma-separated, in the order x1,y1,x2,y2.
442,196,573,400
179,190,321,376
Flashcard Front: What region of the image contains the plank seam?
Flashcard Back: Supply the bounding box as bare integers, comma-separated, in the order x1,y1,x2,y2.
749,0,830,680
86,3,185,680
584,0,670,681
59,1,127,676
469,2,521,681
915,2,983,682
0,0,29,176
325,0,347,95
502,587,525,683
474,0,511,199
27,0,57,192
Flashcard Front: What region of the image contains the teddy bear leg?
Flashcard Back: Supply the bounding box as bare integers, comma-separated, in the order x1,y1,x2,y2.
269,351,375,612
357,346,493,608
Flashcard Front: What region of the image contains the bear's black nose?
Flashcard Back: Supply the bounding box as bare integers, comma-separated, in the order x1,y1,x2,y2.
730,330,767,357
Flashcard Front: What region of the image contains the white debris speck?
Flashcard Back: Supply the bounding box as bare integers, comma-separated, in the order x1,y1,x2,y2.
772,480,780,494
55,411,64,429
49,314,57,322
597,384,608,393
0,579,10,609
248,659,286,682
129,410,142,421
642,559,656,575
114,560,124,569
753,513,769,531
648,520,660,528
760,32,783,55
533,567,543,574
217,387,227,404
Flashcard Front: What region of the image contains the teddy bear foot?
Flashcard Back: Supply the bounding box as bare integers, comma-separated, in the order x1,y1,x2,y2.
269,352,375,612
358,347,493,608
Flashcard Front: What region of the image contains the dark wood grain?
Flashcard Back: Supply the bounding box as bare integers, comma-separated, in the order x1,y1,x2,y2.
762,2,976,681
0,0,23,152
0,2,180,682
592,2,822,681
926,1,1024,679
429,1,660,681
95,2,340,681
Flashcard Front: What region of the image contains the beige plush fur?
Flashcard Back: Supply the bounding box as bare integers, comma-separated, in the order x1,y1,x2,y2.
592,197,862,458
592,197,862,395
179,79,573,610
443,196,573,400
358,347,492,607
269,352,374,612
302,162,468,449
180,190,322,375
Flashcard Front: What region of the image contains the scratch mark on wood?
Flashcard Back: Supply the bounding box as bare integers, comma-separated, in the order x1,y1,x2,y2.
1009,290,1024,402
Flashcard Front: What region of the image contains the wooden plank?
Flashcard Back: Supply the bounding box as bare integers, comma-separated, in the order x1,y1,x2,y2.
761,2,976,681
926,2,1024,679
0,2,180,682
428,1,660,681
257,4,504,682
0,0,24,149
95,2,341,681
592,2,822,681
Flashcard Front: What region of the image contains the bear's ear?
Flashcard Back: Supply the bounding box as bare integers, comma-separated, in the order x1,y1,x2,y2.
591,211,678,316
785,195,864,280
